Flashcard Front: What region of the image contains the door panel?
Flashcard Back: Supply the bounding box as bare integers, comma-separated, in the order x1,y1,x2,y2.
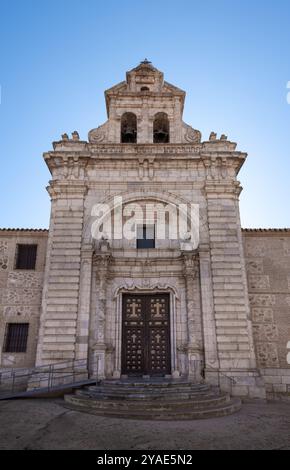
122,294,171,376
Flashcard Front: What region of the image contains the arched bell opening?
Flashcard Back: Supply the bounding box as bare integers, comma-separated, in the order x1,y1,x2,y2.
121,112,137,143
153,112,170,143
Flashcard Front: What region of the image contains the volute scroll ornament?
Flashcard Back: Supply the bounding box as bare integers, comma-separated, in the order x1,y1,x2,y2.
88,122,108,143
184,124,202,143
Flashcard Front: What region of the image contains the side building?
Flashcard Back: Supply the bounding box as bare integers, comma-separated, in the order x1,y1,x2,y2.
0,230,48,369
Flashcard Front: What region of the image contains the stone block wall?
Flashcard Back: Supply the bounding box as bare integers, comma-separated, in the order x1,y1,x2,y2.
243,229,290,396
205,187,257,373
0,230,48,368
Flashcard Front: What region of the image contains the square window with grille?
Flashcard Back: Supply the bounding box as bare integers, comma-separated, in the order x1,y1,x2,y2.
136,224,155,249
3,323,29,353
15,244,37,270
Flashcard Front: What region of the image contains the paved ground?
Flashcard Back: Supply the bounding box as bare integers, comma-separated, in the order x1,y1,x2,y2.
0,398,290,450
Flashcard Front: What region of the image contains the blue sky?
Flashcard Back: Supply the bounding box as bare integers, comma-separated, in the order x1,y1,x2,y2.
0,0,290,229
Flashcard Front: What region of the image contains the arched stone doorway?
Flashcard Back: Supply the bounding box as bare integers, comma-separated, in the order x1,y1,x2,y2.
121,292,171,377
113,284,180,379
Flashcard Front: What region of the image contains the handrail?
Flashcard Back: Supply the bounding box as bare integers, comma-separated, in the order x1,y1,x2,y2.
0,358,89,376
0,359,96,379
0,358,83,375
0,357,100,396
205,362,237,388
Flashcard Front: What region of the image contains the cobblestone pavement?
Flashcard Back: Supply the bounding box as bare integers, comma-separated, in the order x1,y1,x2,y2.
0,398,290,450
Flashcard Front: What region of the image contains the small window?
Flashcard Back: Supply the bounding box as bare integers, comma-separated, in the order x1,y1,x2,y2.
15,244,37,270
3,323,29,353
141,86,149,92
137,224,155,249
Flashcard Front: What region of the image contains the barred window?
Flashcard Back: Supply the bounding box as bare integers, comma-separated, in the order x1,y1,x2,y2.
15,244,37,270
3,323,29,353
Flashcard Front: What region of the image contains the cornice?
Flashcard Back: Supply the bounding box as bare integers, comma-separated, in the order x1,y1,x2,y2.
44,143,247,183
47,180,88,199
205,180,243,197
47,141,245,158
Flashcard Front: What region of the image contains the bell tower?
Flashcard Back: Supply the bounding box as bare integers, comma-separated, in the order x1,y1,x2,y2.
88,59,201,145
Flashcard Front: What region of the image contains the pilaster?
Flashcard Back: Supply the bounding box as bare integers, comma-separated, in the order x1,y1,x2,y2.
199,245,220,375
91,246,112,378
183,252,203,380
205,176,265,397
36,181,87,365
75,246,93,362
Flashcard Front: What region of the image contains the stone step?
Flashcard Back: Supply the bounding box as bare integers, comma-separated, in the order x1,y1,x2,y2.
87,383,210,394
63,379,241,420
64,394,242,420
66,393,230,411
86,386,210,395
100,380,207,388
76,389,216,401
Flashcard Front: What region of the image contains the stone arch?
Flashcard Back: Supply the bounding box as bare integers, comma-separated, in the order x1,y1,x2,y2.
120,112,137,143
112,281,180,378
83,189,196,243
153,112,169,143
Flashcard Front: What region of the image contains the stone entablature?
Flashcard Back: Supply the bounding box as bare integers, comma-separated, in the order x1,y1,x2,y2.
43,142,246,193
48,141,243,160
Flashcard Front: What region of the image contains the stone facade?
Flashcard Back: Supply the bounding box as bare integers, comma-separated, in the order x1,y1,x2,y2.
244,229,290,397
0,62,289,399
0,230,47,368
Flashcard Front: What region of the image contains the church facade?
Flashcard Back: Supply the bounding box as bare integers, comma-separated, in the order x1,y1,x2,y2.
1,61,290,399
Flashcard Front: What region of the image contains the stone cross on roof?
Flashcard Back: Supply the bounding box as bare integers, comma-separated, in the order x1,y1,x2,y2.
140,58,152,65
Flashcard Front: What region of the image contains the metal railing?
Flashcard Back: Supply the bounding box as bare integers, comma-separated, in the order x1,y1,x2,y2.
0,357,100,397
205,362,237,391
0,356,238,397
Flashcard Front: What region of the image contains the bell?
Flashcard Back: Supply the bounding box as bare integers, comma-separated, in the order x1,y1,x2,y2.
154,129,169,143
122,126,136,143
125,127,135,137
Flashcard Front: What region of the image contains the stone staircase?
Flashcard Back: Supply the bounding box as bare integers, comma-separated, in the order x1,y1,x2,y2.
64,379,241,420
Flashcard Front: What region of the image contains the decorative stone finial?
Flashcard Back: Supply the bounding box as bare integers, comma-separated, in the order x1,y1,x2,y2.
61,133,69,141
72,131,80,141
220,134,228,141
209,132,217,141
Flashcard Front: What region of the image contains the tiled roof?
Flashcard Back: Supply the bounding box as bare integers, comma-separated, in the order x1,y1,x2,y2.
0,228,48,232
242,228,290,232
0,228,289,234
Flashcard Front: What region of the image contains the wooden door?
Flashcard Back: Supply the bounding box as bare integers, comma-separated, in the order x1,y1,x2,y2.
122,294,171,376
